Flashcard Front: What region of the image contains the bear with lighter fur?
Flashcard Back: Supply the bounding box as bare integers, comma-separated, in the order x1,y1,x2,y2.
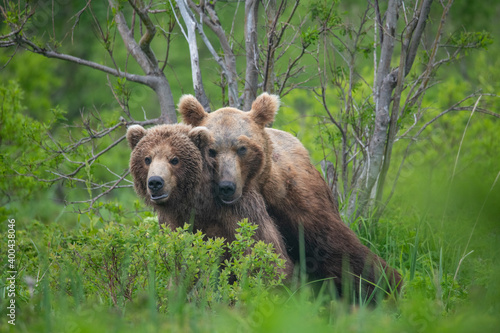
179,93,401,301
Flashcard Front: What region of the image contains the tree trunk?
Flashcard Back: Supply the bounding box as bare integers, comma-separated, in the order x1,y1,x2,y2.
176,0,211,111
244,0,260,110
263,0,277,93
186,0,241,108
155,76,178,124
109,0,177,123
347,0,401,220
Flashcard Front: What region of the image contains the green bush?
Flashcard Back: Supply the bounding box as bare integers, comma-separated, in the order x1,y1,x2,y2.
8,218,287,314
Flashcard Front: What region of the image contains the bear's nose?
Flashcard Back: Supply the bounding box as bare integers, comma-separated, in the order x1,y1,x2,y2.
148,176,164,192
219,181,236,198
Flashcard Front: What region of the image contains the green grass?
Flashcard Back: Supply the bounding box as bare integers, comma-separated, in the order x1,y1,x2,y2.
1,193,499,333
2,154,500,333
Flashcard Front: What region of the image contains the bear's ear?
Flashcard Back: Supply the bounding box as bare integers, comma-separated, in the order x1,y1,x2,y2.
126,125,147,149
188,126,212,150
178,95,207,126
250,93,279,127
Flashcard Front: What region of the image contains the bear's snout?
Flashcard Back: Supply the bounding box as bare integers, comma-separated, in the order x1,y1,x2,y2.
148,176,164,192
148,176,170,202
219,181,236,196
218,181,239,203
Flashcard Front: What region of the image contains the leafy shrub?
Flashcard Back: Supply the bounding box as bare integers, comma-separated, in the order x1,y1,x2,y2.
15,218,287,314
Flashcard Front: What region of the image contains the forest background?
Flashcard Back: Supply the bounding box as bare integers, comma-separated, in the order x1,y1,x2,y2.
1,0,500,332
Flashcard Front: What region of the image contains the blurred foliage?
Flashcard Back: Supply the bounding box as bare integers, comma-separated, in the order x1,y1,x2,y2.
0,81,64,220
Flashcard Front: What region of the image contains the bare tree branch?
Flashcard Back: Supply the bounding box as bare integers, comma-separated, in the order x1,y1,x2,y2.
108,0,177,123
263,0,300,93
174,0,211,110
404,0,433,75
69,170,131,209
419,0,454,91
17,36,154,86
278,46,308,96
186,0,240,108
127,0,159,67
109,0,155,74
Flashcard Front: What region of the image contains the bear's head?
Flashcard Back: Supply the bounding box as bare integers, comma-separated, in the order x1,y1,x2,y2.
127,124,211,207
178,93,279,204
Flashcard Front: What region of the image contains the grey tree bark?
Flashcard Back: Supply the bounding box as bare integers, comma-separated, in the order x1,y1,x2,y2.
109,0,177,124
348,0,401,219
175,0,211,111
244,0,260,111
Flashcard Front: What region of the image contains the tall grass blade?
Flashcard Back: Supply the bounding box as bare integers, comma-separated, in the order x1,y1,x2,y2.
410,227,419,281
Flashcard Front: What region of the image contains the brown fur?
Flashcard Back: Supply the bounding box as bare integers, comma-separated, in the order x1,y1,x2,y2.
179,93,402,302
127,123,293,277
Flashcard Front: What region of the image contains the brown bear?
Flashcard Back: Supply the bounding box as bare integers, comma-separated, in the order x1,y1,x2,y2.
126,123,293,277
179,93,402,302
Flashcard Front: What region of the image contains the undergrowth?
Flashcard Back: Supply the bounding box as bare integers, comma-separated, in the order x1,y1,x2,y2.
1,210,499,333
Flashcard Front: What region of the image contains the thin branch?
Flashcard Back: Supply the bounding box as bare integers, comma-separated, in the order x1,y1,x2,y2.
416,95,499,136
263,0,300,93
277,46,308,96
69,170,132,209
18,36,154,86
0,17,32,40
70,0,93,43
419,0,454,91
33,133,127,184
107,75,131,119
0,44,19,69
405,0,433,76
313,88,346,142
396,113,418,140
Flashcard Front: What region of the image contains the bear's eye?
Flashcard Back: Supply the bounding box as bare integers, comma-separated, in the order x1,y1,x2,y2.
170,157,179,165
208,149,217,158
145,157,152,165
237,146,247,156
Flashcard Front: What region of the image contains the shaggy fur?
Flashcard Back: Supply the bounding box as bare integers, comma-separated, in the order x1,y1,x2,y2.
127,124,293,276
179,93,402,301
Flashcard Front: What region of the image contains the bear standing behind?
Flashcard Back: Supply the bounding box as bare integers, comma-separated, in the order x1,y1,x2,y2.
126,123,293,277
179,94,402,303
